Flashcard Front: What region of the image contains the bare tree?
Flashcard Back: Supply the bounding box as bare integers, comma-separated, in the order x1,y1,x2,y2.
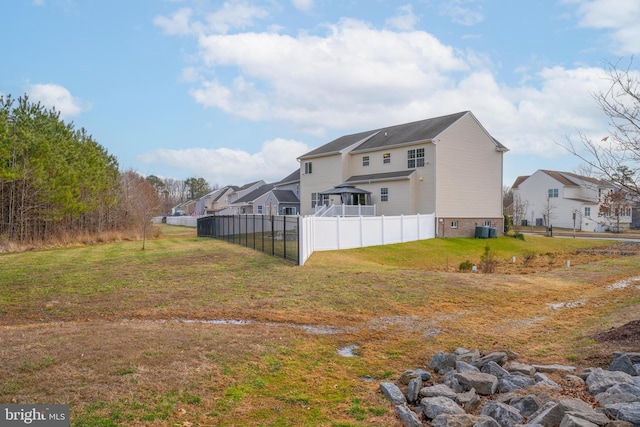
562,57,640,196
512,193,529,232
598,188,633,232
120,170,160,250
542,195,556,234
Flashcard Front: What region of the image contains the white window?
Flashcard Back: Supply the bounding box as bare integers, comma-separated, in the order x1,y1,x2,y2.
483,220,491,227
585,207,591,217
407,148,425,168
257,205,263,214
451,220,458,229
282,207,296,215
383,153,391,164
363,156,370,167
311,192,318,208
548,188,559,198
381,187,389,202
304,162,313,174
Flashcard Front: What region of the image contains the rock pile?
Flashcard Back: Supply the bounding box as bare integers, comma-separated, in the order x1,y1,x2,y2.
380,349,640,426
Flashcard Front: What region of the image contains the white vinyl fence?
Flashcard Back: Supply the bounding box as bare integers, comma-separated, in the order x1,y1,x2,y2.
153,216,199,227
299,213,435,265
156,213,436,265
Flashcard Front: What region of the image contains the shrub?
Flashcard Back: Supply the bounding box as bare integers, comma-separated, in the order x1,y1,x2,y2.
479,245,496,273
459,260,473,272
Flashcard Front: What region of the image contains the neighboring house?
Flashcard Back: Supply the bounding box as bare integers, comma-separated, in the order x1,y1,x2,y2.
172,199,196,216
511,169,634,232
216,180,266,215
297,111,508,237
230,170,301,215
200,185,237,215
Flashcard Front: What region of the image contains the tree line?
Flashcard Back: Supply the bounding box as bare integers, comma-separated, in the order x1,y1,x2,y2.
0,95,211,247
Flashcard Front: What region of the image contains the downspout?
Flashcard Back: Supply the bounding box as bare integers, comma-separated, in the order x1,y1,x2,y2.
432,139,438,236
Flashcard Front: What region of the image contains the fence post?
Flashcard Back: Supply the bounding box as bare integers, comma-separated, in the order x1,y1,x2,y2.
271,216,275,255
283,216,287,260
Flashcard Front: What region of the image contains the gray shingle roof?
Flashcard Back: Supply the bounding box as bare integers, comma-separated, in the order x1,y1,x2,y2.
299,111,476,159
272,190,299,203
345,170,416,183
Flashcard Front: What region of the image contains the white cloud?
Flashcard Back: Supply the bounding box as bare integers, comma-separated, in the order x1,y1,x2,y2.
292,0,314,12
152,2,623,173
154,1,269,36
572,0,640,55
136,138,309,185
27,83,89,119
191,18,469,131
386,4,419,31
437,0,484,26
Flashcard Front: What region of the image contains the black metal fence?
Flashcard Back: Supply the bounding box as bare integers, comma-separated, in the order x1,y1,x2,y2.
197,215,300,264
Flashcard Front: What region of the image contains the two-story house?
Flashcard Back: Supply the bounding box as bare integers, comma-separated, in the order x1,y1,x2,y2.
511,169,634,232
297,111,508,237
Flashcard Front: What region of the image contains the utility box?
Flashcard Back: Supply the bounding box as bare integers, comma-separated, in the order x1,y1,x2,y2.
475,226,489,238
488,228,497,238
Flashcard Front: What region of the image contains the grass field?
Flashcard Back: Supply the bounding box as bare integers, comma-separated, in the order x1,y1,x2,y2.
1,224,639,426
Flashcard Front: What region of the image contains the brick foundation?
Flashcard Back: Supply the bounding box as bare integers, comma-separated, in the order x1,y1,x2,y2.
436,217,504,238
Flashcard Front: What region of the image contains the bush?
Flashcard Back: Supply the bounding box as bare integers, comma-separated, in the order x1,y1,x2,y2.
514,233,525,240
459,260,473,272
479,245,496,273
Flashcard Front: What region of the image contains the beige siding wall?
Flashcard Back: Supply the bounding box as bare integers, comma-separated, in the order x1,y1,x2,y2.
350,143,436,215
355,179,413,216
299,153,349,215
435,114,503,218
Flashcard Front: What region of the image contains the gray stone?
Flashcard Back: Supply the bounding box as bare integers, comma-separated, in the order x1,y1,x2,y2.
534,372,561,389
604,402,640,426
610,355,640,377
528,402,566,427
456,349,481,363
560,414,600,427
596,391,640,406
431,352,458,374
472,352,508,369
421,396,466,419
480,400,523,427
482,361,510,378
580,368,596,381
395,404,423,427
445,370,466,393
420,383,458,400
380,381,407,404
504,361,536,376
457,360,481,374
415,368,432,382
559,398,599,415
587,368,636,394
455,388,480,412
559,398,610,426
431,413,499,427
565,411,612,426
455,372,498,395
532,364,577,374
509,394,543,418
497,373,536,393
407,376,423,403
399,369,423,385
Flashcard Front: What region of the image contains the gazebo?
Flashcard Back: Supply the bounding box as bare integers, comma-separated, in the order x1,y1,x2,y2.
318,183,372,206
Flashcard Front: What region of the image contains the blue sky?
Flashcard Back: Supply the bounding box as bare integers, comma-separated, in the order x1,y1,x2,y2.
3,0,639,188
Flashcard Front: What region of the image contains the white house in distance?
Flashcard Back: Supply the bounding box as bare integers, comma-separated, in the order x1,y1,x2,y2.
511,169,634,232
297,111,508,237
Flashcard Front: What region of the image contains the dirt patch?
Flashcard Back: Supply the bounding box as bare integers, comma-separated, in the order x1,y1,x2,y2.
592,319,640,349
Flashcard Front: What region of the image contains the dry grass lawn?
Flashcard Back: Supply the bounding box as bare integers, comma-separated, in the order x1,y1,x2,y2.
0,225,639,426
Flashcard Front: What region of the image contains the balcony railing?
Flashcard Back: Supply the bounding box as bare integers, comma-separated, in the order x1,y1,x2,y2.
315,204,376,217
